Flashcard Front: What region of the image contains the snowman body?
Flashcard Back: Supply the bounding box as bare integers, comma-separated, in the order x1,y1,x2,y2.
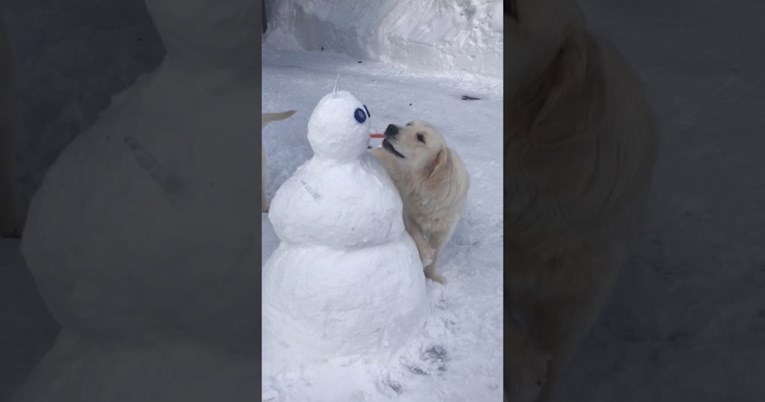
14,1,260,401
263,90,428,360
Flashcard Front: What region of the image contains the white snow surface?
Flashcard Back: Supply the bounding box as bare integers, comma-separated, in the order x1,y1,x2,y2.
263,0,503,79
263,89,429,360
261,42,503,400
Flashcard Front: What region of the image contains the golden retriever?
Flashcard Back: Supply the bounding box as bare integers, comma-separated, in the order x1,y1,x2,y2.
372,121,469,284
262,110,296,213
506,0,660,400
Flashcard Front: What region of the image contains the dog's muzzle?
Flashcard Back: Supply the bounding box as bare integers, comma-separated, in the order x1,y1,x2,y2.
382,139,405,159
384,124,399,138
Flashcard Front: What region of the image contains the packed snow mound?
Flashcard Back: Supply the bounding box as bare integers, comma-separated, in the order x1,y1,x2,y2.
263,241,427,358
262,90,428,361
264,0,503,79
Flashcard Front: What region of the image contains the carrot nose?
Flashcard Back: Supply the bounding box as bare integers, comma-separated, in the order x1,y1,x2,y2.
369,133,385,139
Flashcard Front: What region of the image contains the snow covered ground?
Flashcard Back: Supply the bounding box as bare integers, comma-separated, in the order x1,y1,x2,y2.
261,43,503,400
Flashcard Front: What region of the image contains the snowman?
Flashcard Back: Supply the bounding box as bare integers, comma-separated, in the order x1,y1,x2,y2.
14,1,259,401
262,88,428,360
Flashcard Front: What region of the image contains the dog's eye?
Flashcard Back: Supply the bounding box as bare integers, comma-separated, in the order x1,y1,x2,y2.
363,104,371,118
354,108,367,123
416,133,426,143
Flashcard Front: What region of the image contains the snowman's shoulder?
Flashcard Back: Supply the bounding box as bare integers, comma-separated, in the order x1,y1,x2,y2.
278,159,315,183
276,159,352,202
358,152,384,173
359,153,397,185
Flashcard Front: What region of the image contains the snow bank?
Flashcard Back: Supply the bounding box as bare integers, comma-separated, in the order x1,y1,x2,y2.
264,0,503,79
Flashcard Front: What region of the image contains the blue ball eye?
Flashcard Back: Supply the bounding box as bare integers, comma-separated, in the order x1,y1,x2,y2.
354,108,367,123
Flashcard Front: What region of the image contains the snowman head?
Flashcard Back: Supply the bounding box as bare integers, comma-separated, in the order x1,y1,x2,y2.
145,0,258,66
307,90,372,161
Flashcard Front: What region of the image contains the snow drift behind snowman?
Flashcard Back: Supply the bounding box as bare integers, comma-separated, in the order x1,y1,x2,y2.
262,89,428,361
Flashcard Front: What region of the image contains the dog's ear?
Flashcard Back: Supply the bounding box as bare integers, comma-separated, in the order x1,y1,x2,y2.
427,148,451,182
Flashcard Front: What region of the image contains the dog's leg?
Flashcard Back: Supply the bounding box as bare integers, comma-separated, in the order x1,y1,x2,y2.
424,261,445,284
403,213,436,267
422,221,458,284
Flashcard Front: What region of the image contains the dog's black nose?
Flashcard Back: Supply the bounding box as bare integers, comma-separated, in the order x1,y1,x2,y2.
384,124,399,138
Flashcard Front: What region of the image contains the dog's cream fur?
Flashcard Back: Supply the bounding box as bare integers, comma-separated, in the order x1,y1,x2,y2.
507,0,659,400
261,110,296,213
373,121,469,284
0,17,21,237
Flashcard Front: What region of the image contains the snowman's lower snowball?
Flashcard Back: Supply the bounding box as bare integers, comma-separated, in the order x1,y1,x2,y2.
263,240,427,358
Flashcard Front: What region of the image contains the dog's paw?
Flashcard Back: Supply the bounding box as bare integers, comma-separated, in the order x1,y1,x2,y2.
424,267,446,285
429,273,447,285
420,246,436,267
